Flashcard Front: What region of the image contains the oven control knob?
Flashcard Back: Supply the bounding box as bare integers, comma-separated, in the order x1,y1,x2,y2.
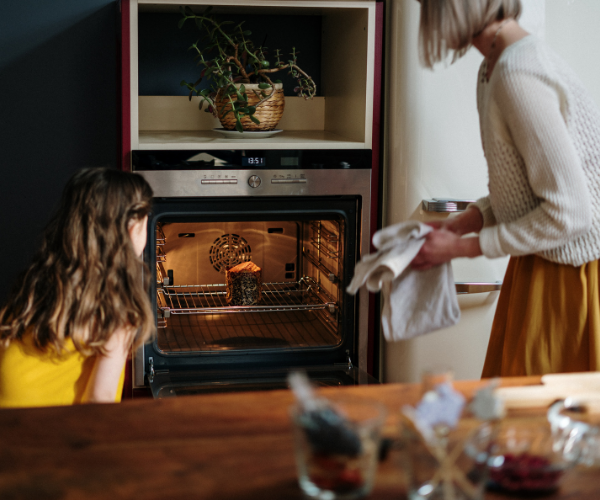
248,175,262,188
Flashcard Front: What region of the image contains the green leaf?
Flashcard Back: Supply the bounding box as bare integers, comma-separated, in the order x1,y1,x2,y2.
243,30,252,36
261,91,268,98
274,79,282,84
258,82,271,90
235,121,244,133
178,18,187,29
247,106,256,115
250,115,261,125
239,84,246,94
239,107,249,114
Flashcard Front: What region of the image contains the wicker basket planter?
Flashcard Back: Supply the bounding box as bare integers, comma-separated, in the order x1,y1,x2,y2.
215,83,285,132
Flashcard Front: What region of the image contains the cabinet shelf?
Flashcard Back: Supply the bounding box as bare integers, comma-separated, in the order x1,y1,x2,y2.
124,0,377,156
138,130,367,150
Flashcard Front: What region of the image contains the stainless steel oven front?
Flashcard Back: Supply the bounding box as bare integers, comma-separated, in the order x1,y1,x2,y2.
133,150,375,396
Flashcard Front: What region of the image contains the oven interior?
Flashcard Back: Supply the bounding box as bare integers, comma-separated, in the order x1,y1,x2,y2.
155,216,346,355
137,194,378,396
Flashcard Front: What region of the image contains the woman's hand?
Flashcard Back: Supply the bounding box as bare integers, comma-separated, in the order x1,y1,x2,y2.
411,230,461,270
411,230,483,271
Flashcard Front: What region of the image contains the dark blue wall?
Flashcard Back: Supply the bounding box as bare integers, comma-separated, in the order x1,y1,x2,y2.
138,12,322,96
0,1,118,301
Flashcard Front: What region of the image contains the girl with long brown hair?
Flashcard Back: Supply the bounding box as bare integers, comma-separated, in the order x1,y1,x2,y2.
0,167,155,406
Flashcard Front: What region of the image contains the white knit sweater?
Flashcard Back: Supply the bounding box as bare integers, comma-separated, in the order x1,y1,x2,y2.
474,35,600,266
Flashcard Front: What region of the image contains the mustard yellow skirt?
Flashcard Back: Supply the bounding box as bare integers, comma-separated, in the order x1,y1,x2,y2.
482,254,600,377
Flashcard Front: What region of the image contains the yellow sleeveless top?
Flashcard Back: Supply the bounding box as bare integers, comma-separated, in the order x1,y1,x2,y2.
0,334,125,408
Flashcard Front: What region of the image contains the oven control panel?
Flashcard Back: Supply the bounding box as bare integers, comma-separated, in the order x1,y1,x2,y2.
199,173,309,188
271,174,307,184
132,150,371,198
137,169,371,199
132,149,372,171
200,179,238,185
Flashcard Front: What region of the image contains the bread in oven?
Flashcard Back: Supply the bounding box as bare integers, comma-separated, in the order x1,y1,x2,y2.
226,261,262,306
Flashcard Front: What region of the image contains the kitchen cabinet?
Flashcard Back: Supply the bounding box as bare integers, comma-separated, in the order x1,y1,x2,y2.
120,0,384,166
119,0,385,387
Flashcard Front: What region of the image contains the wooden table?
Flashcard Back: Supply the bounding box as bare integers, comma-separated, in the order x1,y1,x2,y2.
0,377,598,499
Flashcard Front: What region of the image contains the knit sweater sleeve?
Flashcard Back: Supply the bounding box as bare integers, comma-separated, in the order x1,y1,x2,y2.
470,196,496,227
478,63,592,259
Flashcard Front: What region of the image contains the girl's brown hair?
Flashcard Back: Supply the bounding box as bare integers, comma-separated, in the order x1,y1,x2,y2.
0,167,155,355
418,0,522,68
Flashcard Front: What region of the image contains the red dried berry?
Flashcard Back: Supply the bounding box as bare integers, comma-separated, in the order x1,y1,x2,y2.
332,469,364,494
489,453,563,492
312,454,346,473
308,453,365,494
310,474,337,491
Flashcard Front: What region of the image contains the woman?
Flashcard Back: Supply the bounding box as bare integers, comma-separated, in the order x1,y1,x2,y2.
411,0,600,376
0,167,155,406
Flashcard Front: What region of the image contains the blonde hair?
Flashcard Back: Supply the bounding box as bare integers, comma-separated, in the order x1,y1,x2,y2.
418,0,522,68
0,167,155,355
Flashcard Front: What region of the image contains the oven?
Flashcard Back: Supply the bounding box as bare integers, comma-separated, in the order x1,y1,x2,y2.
132,149,378,397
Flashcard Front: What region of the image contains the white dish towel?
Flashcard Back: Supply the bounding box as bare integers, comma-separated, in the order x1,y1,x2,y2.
346,221,460,341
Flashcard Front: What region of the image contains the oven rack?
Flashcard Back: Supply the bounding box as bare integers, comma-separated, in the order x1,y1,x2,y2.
309,221,339,259
156,225,166,246
157,277,336,316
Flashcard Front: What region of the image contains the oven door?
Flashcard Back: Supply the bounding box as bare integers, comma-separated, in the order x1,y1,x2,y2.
138,195,373,396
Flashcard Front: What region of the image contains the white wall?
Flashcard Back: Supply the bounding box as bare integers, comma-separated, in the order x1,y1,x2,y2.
382,0,545,383
545,0,600,109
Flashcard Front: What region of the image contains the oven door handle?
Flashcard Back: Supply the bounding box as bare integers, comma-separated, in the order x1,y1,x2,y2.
455,282,502,294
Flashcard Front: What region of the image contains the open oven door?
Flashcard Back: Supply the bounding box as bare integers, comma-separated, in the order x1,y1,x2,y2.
137,194,378,397
148,366,379,398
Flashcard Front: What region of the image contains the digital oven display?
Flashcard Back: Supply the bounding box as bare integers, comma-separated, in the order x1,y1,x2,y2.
242,157,266,167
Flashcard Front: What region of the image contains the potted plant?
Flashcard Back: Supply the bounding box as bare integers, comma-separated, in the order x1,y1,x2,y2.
178,6,317,133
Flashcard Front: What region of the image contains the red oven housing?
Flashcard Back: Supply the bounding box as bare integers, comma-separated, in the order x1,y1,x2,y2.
119,0,384,396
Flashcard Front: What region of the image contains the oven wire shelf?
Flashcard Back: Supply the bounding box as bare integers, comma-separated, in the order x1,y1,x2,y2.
309,221,339,259
156,247,166,263
157,277,336,316
156,225,166,245
156,226,167,264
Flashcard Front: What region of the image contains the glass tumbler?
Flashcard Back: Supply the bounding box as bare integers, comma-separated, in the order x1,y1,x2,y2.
290,395,387,500
400,417,494,500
